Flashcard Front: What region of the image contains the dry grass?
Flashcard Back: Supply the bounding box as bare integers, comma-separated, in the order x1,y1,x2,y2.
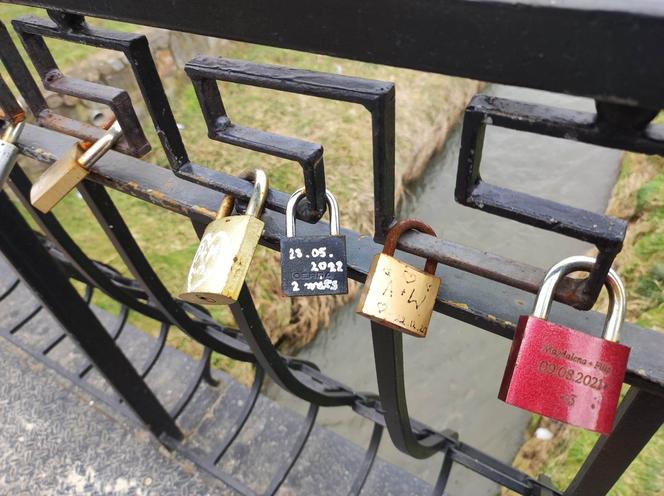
1,5,482,374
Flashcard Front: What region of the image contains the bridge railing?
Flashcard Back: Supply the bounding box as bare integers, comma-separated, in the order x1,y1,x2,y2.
1,2,663,495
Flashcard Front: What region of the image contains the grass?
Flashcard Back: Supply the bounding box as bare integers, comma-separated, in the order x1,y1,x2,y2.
1,6,481,376
504,114,664,495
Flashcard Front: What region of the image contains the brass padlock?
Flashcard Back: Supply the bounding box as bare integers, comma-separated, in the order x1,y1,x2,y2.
356,219,441,337
0,119,25,187
30,120,122,213
179,169,268,305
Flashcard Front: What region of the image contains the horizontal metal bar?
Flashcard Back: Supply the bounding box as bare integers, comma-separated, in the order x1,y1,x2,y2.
185,56,393,104
5,0,664,109
455,95,630,309
17,123,580,298
470,95,664,155
15,123,664,395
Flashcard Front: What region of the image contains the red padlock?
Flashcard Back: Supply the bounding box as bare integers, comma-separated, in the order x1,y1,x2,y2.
499,256,630,434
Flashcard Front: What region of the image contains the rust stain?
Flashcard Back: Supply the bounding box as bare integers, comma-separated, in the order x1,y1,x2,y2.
150,189,167,201
190,204,216,218
446,300,470,311
487,313,515,328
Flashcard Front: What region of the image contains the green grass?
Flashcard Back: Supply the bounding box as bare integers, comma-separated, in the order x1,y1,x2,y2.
540,388,664,495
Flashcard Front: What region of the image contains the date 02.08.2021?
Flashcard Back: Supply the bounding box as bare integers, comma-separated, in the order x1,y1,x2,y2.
538,360,608,391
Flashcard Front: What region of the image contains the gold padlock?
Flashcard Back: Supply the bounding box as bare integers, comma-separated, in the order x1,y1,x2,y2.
30,120,122,213
179,169,268,305
356,219,441,337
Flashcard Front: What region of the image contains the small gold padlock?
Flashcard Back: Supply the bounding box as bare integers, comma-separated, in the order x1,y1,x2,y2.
179,169,268,305
30,120,122,213
356,219,441,337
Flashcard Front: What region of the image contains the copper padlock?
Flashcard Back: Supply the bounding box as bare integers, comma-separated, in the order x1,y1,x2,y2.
356,219,441,337
179,169,268,305
30,120,122,213
498,255,630,434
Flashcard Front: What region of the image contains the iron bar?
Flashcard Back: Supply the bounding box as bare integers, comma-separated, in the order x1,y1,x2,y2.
565,387,664,496
370,321,448,458
170,347,214,421
211,366,265,465
347,422,383,496
430,448,454,496
76,304,129,379
5,0,664,109
4,229,566,494
0,74,24,124
455,95,635,308
0,191,181,439
0,277,19,301
263,402,319,496
8,304,42,334
41,332,66,355
184,56,394,228
13,14,150,156
77,180,256,361
13,124,664,396
8,165,167,321
231,283,356,406
139,321,169,378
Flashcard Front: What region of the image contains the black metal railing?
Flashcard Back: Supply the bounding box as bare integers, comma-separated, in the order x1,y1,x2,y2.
1,2,663,495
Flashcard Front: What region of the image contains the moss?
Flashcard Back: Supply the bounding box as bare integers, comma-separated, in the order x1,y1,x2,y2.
635,173,664,215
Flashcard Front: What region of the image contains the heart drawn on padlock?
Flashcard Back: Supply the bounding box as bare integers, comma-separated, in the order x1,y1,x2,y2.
356,219,442,338
403,268,417,284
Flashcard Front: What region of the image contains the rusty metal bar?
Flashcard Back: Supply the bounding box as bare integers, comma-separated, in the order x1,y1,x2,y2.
14,124,664,395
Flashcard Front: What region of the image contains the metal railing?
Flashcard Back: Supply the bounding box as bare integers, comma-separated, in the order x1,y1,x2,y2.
1,2,663,495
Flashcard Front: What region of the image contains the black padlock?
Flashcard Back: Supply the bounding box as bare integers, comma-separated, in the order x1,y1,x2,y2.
280,188,348,296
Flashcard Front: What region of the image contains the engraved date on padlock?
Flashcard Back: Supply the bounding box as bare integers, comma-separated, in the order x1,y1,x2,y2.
281,237,347,296
280,187,348,297
498,256,631,435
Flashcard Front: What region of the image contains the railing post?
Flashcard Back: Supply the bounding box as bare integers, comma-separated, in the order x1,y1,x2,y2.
564,387,664,496
0,191,182,441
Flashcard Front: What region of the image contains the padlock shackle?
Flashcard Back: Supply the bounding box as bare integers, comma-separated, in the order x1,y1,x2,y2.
285,187,340,238
77,120,123,169
383,219,438,275
532,255,626,342
1,119,25,144
242,169,269,218
215,169,269,220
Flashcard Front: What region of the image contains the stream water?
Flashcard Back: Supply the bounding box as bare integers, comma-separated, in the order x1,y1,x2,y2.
267,85,622,494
